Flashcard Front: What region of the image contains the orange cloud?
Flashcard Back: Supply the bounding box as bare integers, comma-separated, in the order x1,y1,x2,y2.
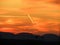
0,0,60,35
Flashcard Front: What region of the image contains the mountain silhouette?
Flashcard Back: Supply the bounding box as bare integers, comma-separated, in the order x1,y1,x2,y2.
0,32,15,39
0,32,59,45
41,34,59,42
0,32,59,42
15,33,42,40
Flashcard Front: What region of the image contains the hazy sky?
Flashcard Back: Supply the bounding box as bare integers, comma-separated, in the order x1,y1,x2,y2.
0,0,60,23
0,0,60,17
0,0,60,35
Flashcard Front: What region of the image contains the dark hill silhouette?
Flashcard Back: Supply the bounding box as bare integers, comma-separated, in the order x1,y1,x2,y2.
0,32,59,45
0,32,42,40
0,32,59,42
41,34,59,42
15,33,42,40
0,32,15,39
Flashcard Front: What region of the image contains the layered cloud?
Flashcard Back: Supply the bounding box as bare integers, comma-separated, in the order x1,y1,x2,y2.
0,0,60,35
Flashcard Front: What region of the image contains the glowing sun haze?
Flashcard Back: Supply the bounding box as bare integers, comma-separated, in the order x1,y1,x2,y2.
0,0,60,35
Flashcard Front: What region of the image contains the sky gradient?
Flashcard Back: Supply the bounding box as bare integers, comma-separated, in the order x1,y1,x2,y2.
0,0,60,35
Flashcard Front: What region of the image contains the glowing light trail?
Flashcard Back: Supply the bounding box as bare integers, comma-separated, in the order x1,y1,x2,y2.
27,14,34,24
0,16,26,17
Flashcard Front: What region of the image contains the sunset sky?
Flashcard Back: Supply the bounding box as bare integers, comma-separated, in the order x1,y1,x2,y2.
0,0,60,35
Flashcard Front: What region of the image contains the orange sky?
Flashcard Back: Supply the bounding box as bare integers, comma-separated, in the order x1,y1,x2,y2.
0,0,60,35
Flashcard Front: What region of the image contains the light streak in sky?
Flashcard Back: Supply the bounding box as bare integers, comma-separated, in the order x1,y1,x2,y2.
0,16,25,17
27,14,34,24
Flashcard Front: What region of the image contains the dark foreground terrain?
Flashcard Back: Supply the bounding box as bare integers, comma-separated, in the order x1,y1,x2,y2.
0,32,59,45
